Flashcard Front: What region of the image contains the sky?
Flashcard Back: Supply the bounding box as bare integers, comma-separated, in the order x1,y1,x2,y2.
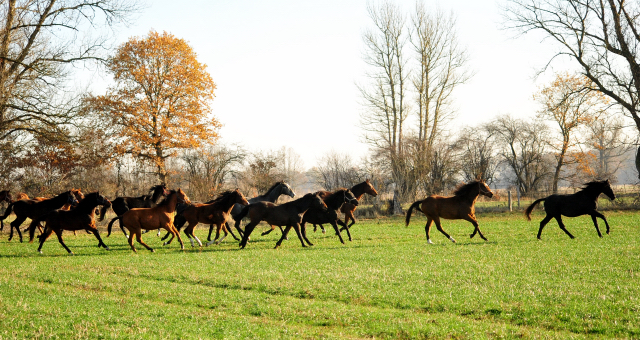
101,0,563,169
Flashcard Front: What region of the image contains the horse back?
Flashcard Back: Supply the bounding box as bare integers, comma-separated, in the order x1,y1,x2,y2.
122,207,173,231
544,193,597,217
421,195,474,220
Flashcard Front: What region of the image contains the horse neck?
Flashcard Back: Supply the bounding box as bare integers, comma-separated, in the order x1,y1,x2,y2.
581,187,604,200
46,193,71,208
323,191,344,210
157,193,178,213
150,188,164,204
458,186,481,204
74,197,99,214
261,185,282,203
350,183,367,200
216,194,238,212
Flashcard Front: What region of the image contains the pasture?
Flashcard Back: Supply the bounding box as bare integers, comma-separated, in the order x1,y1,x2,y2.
0,209,638,339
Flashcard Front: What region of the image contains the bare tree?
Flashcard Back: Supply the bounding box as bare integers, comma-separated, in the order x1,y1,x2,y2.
314,150,364,190
455,124,498,184
359,1,409,197
0,0,137,144
584,113,634,181
535,73,607,192
491,115,551,195
505,0,640,178
180,144,246,201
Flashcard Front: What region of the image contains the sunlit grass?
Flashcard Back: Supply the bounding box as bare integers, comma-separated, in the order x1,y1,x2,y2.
0,210,638,339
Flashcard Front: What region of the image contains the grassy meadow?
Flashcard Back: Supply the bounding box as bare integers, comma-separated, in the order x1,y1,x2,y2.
0,208,638,339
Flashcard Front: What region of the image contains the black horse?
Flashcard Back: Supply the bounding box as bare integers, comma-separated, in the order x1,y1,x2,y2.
30,192,112,254
238,193,327,249
525,180,616,239
296,189,359,245
98,184,168,237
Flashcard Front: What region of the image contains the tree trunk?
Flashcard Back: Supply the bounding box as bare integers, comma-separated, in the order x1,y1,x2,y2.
635,145,640,181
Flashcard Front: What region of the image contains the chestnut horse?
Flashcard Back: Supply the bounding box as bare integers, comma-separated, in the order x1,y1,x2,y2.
314,180,378,235
29,192,111,254
98,184,168,237
177,189,249,247
405,180,494,244
525,180,615,239
0,191,78,242
106,189,189,252
297,189,359,245
238,193,327,249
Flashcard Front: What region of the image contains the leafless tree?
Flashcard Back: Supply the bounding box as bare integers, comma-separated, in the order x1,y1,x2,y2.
180,144,246,201
584,113,634,181
0,0,138,144
491,115,551,195
504,0,640,178
314,150,364,191
455,124,498,184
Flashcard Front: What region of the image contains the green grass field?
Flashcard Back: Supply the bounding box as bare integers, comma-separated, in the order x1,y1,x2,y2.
0,209,638,339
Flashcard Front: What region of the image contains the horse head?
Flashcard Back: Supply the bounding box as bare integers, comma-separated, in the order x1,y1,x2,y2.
234,189,250,205
67,191,79,206
176,188,191,205
602,179,616,201
478,181,494,198
364,179,378,197
344,189,359,206
281,182,296,198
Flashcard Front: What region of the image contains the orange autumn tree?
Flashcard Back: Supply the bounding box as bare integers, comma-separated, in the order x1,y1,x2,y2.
87,30,220,184
534,73,607,193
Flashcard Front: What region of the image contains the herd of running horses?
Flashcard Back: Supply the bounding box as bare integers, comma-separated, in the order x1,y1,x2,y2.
0,178,616,254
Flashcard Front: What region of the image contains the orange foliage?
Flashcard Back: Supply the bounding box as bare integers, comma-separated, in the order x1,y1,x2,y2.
86,30,221,183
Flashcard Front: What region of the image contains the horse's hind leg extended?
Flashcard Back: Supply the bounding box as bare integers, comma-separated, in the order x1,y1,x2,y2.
299,222,314,246
8,217,26,242
424,218,434,244
37,227,54,253
554,216,575,239
536,215,553,239
135,231,155,252
274,225,293,249
433,217,455,243
225,223,240,241
54,229,73,254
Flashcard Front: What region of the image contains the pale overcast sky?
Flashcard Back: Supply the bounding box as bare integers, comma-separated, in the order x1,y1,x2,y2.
101,0,565,169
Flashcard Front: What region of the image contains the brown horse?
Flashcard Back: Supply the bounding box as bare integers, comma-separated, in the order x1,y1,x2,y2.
405,180,494,244
98,184,168,237
106,189,189,252
314,179,378,234
0,191,78,242
238,193,328,249
29,192,111,254
176,189,249,247
22,188,85,234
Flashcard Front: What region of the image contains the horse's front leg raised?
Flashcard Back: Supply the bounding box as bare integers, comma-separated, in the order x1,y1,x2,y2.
592,211,611,235
466,215,487,241
299,222,314,246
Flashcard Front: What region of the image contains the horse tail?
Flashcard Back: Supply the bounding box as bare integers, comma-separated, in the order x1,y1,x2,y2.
234,205,250,230
0,201,16,230
97,204,111,222
107,216,122,237
405,200,423,226
28,214,48,242
525,198,546,221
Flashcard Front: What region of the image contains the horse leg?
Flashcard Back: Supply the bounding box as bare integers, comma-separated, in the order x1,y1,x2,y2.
225,223,240,241
554,216,575,239
54,229,73,254
433,217,455,243
207,223,215,242
274,225,293,249
8,217,26,242
239,222,259,249
37,227,54,253
299,222,313,246
160,231,172,241
184,223,198,247
213,224,228,245
261,225,276,236
291,223,307,248
172,225,185,250
119,219,129,239
340,212,355,231
466,216,487,241
135,231,155,252
278,226,289,240
592,211,611,235
423,218,434,243
590,214,603,238
329,221,345,244
536,215,553,239
90,228,110,250
127,228,137,252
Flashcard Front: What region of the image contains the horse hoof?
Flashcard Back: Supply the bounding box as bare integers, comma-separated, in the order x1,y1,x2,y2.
68,252,74,256
427,239,433,244
105,247,111,251
163,242,168,246
322,230,326,234
38,250,42,254
150,249,155,253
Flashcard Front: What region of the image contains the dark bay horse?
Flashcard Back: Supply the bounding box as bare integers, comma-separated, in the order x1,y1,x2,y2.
314,179,378,234
405,180,494,244
297,189,359,245
177,189,249,247
238,193,327,249
0,191,78,242
106,189,189,252
29,192,111,254
525,180,616,239
0,190,12,204
99,184,168,237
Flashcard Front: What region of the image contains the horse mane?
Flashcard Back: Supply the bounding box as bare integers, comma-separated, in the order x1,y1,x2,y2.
209,190,237,205
157,190,176,207
578,180,608,194
452,181,482,197
262,181,285,196
75,192,100,209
